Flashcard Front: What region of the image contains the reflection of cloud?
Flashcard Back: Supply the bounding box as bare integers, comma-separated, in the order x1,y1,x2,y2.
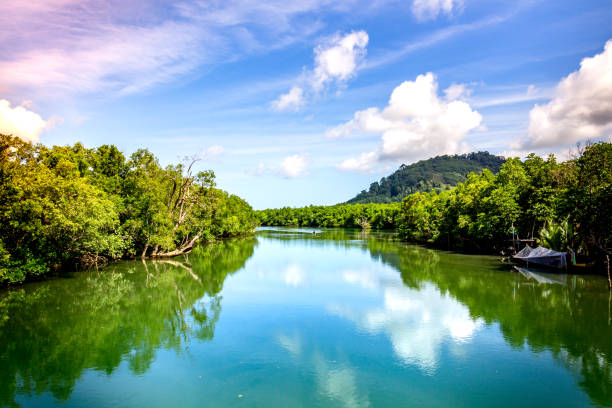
277,333,302,357
314,354,370,408
277,333,370,408
284,264,305,287
332,269,483,373
342,270,378,290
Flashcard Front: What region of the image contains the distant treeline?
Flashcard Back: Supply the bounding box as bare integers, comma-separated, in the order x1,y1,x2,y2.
259,142,611,264
347,151,506,203
256,203,401,230
0,135,257,285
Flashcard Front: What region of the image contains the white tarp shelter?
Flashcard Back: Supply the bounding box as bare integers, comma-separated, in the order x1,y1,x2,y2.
513,246,567,269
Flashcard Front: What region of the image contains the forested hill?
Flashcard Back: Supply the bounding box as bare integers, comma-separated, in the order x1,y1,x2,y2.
346,151,506,204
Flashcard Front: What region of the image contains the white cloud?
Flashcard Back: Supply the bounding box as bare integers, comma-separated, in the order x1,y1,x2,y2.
273,30,369,111
331,73,482,172
272,86,305,111
522,39,612,148
412,0,463,21
336,152,379,173
311,30,369,91
444,83,471,101
0,99,49,143
278,153,310,178
201,145,225,158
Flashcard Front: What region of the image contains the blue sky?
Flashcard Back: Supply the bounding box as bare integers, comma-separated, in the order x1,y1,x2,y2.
1,0,611,209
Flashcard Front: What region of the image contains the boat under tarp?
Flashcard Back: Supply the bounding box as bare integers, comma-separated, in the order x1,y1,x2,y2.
512,245,567,269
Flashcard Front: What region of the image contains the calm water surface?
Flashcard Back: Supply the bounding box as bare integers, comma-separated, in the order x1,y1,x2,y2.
1,228,611,407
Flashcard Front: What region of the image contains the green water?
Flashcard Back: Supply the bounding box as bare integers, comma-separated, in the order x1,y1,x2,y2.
1,228,611,407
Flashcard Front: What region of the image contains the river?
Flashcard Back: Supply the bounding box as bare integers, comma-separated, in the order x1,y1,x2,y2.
0,228,611,407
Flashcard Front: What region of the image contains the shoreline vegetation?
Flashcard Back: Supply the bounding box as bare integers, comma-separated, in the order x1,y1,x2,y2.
1,135,610,285
257,142,611,271
0,134,257,285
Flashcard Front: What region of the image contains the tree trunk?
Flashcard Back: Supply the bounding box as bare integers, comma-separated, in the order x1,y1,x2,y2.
150,229,203,258
141,241,149,259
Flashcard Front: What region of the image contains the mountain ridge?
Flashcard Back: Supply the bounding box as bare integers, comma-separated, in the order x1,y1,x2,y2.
346,151,506,204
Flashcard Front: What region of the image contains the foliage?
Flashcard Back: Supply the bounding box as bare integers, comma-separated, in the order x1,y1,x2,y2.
395,142,611,261
558,142,612,259
0,134,256,285
256,203,401,229
538,219,573,252
348,151,505,204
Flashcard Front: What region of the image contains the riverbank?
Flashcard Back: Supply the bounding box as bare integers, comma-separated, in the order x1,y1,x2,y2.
257,142,611,271
0,135,257,285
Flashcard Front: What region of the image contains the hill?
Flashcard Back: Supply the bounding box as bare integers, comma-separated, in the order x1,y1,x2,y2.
346,151,506,204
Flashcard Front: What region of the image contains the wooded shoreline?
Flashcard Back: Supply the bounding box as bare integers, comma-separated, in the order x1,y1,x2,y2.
257,142,611,272
0,135,257,285
2,137,610,285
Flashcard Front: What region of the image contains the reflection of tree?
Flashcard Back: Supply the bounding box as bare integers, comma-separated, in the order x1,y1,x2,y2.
262,229,612,405
366,238,612,407
0,237,256,407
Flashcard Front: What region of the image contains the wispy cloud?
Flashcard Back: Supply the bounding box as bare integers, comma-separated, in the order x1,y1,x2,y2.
363,4,529,71
470,84,554,108
0,0,369,98
412,0,464,21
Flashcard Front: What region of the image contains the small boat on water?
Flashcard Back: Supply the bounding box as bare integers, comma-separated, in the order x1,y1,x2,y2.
512,245,567,269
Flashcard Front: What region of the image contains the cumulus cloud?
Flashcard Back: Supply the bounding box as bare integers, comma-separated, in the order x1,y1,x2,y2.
412,0,463,21
278,153,310,178
444,83,471,101
273,30,369,111
311,30,369,91
0,99,50,143
272,86,305,111
521,39,612,149
330,73,482,172
337,151,380,173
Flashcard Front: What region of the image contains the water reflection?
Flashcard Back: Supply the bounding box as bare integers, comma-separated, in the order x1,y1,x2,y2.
283,264,306,287
262,228,612,406
0,238,257,407
1,229,611,407
330,270,482,373
276,332,370,408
